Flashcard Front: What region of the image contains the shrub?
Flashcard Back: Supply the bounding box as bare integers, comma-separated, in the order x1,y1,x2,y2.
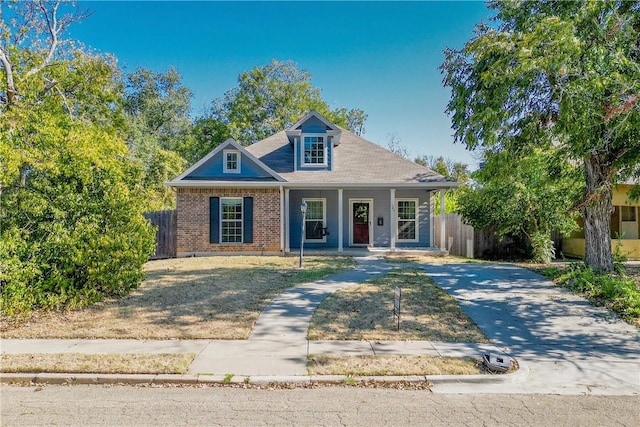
0,124,156,317
551,263,640,322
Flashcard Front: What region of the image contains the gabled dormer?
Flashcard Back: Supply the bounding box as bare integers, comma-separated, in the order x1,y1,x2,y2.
285,111,342,172
168,138,284,184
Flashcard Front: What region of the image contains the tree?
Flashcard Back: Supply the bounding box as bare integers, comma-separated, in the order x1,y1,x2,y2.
122,67,192,209
385,132,410,159
210,59,367,145
441,0,640,271
415,155,470,183
415,155,470,213
178,115,231,166
0,1,155,315
457,148,582,262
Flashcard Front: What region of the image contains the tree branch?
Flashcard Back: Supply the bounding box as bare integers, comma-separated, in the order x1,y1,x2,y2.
0,47,17,105
604,94,640,123
25,0,60,78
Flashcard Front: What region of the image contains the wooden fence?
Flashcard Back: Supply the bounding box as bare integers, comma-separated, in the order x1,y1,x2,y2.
435,213,564,260
143,210,177,259
434,214,475,258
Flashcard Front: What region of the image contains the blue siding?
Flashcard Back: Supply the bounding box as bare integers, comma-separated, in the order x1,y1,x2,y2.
187,151,274,180
300,117,328,133
289,189,432,249
290,190,339,249
395,189,431,248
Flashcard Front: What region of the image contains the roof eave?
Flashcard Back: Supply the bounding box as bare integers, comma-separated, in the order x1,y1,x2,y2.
166,180,459,190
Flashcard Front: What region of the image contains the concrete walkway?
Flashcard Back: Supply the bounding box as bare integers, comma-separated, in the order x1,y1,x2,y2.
2,257,639,395
421,262,640,395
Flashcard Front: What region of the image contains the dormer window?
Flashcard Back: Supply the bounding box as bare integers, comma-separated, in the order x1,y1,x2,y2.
303,135,326,165
224,149,240,173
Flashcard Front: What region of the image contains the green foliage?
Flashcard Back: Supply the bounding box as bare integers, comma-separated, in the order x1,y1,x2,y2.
177,116,231,166
0,115,156,316
209,59,367,145
415,155,470,214
529,230,555,265
441,0,640,271
123,67,192,210
0,3,155,316
549,264,640,323
456,148,581,263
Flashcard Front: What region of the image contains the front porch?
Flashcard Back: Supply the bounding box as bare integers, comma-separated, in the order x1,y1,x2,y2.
283,187,450,253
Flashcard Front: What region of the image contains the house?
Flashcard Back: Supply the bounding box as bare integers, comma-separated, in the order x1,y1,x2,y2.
167,111,457,256
562,182,640,260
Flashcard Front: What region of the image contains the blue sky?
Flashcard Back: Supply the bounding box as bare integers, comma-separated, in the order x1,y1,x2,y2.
72,1,492,168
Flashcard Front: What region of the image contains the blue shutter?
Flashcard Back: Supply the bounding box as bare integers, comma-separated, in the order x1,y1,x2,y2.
243,197,253,243
210,197,219,243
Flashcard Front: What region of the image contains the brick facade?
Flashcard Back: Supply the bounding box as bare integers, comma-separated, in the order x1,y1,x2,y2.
176,188,281,255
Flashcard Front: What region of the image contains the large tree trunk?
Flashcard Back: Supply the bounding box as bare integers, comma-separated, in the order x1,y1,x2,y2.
582,155,614,272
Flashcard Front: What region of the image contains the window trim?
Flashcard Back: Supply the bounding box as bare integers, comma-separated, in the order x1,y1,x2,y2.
223,149,241,173
302,198,327,243
396,198,419,242
302,134,327,166
220,197,243,244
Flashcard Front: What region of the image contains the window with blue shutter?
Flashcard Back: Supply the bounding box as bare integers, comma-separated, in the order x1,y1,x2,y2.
210,196,253,244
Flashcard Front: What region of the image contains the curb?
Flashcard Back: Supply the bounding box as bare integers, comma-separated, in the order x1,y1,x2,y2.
0,362,527,387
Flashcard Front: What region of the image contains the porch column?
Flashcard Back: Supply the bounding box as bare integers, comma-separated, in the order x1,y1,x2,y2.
390,189,396,251
440,189,446,250
280,186,285,252
284,188,290,252
338,189,343,252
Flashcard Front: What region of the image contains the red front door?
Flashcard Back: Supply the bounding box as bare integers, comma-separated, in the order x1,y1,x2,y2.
353,202,370,245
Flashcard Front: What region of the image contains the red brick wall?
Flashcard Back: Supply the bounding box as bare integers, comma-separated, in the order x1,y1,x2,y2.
176,188,281,254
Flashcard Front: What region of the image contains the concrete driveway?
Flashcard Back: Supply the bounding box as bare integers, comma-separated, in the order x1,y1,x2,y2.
421,262,640,395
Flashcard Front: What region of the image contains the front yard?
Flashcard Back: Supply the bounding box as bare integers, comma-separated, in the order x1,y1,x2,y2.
1,255,490,376
0,256,355,339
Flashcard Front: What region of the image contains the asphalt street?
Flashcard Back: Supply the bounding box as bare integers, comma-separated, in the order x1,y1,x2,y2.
2,384,638,426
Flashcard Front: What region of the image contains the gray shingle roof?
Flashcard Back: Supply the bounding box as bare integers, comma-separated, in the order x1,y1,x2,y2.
246,128,453,185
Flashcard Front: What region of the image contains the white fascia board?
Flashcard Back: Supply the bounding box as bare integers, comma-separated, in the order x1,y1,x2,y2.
281,181,460,189
166,180,459,190
166,181,284,189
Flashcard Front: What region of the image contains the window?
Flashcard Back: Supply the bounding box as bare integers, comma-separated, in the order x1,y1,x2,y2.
621,206,637,222
223,150,240,173
303,135,326,165
397,199,418,241
221,198,243,243
303,199,326,241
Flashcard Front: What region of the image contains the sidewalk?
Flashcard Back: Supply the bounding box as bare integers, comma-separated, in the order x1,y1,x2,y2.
0,337,509,384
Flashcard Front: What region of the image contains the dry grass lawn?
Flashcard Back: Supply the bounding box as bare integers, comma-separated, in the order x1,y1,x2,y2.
307,267,489,342
1,353,195,374
308,354,481,376
1,256,354,339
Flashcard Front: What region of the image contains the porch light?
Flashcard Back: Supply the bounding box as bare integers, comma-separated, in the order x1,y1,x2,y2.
299,201,308,268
